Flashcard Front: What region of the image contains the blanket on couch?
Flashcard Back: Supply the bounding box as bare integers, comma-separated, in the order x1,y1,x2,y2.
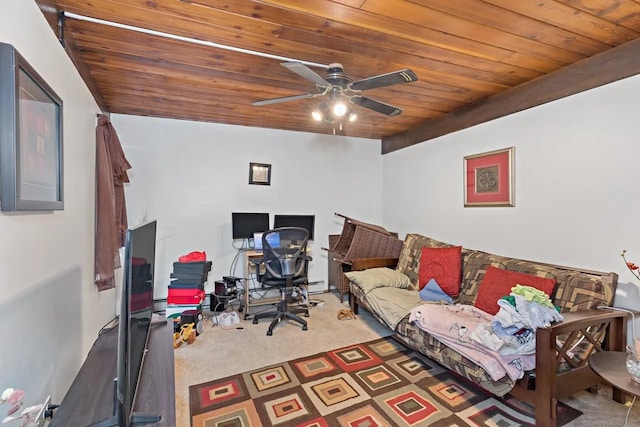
408,303,536,382
363,287,422,329
347,270,423,329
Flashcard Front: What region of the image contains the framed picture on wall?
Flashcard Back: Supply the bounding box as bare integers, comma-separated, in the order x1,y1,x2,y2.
249,162,271,185
464,147,514,207
0,43,64,212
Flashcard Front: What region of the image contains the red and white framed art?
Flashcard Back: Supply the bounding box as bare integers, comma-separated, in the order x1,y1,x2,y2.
464,147,514,207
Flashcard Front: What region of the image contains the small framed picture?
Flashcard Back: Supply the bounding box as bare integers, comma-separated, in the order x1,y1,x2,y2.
464,147,514,207
249,162,271,185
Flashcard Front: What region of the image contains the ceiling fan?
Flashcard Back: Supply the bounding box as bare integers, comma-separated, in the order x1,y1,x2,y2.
251,62,418,118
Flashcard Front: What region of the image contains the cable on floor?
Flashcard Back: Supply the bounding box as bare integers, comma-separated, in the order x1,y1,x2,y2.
623,395,636,427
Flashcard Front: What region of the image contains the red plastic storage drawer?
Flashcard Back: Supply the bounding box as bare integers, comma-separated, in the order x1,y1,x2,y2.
167,288,205,305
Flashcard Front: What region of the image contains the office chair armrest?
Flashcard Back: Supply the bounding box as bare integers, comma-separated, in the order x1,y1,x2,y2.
305,255,313,261
250,257,264,265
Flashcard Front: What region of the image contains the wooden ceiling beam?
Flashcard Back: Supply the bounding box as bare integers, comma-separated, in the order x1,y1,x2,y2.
382,37,640,154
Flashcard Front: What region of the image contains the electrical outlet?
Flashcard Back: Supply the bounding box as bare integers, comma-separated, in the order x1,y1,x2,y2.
33,395,51,427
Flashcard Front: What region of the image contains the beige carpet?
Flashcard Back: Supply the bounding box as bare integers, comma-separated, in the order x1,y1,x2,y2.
173,293,640,427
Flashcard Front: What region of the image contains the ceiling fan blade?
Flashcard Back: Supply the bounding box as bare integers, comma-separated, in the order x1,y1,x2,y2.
350,69,418,92
282,62,331,87
251,93,318,106
351,95,404,117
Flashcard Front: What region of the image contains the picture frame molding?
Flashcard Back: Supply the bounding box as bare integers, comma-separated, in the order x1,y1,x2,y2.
249,162,271,186
0,43,64,212
463,146,514,207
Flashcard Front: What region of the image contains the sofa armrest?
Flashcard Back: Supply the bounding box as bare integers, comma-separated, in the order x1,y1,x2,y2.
529,308,628,424
547,308,628,338
541,308,628,364
350,257,399,271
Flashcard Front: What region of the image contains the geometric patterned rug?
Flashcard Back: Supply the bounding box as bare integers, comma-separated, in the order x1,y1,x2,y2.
189,336,581,426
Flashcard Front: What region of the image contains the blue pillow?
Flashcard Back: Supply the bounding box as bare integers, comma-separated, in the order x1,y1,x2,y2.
419,278,454,304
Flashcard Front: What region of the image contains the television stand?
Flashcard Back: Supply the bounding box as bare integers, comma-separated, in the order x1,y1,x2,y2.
89,379,162,427
151,313,167,326
90,411,161,427
50,321,175,426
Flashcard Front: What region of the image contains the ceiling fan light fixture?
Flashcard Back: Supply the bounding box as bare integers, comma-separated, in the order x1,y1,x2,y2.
312,102,333,123
311,101,357,126
333,101,347,117
254,62,417,128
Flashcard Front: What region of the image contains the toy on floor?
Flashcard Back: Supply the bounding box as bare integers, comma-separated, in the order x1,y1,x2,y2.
337,308,356,320
173,322,197,348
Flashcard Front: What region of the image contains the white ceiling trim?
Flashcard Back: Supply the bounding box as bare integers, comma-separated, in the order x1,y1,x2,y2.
63,11,328,70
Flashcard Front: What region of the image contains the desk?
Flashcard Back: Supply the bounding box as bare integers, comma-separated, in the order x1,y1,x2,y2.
49,320,175,426
589,351,640,399
243,250,280,318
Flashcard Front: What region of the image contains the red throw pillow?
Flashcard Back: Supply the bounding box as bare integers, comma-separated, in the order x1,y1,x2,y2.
474,266,557,315
418,246,462,296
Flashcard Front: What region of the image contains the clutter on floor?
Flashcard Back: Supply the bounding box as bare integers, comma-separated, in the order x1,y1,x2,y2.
212,310,241,328
337,308,356,320
173,322,197,348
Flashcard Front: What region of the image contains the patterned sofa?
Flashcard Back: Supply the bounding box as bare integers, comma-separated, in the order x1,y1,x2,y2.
348,233,628,427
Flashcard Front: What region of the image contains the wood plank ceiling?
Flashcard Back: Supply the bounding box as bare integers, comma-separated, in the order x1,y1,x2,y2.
36,0,640,153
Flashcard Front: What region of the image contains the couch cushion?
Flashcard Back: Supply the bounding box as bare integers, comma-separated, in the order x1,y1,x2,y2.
458,249,614,312
474,266,557,315
396,234,455,290
419,246,462,296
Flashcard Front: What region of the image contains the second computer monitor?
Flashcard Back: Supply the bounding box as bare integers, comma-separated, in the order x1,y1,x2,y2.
273,215,315,241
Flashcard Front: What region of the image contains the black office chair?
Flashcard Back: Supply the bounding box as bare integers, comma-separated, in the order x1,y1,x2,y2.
252,227,311,335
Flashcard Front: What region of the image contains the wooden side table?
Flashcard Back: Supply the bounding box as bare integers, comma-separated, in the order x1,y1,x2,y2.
589,351,640,399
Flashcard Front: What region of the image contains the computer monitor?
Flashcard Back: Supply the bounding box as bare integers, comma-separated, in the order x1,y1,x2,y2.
253,232,264,251
253,231,280,251
266,232,281,249
273,215,315,240
231,212,269,239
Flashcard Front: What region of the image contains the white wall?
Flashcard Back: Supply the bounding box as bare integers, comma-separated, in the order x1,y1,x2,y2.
110,115,383,299
382,74,640,334
0,1,110,410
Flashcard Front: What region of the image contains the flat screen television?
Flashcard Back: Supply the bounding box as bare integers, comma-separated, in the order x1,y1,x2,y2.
92,220,160,427
231,212,269,239
273,214,315,240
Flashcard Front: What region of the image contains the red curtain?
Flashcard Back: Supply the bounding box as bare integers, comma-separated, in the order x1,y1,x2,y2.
95,114,131,291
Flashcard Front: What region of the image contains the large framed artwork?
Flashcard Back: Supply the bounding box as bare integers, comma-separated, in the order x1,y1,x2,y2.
0,43,64,212
464,147,514,207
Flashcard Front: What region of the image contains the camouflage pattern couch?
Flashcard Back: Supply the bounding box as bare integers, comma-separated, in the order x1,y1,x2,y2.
348,233,627,427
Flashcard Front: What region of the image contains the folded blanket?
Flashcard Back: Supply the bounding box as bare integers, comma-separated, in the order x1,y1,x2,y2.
511,284,555,308
409,303,536,382
494,295,563,331
494,300,528,330
471,323,536,355
513,295,563,329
